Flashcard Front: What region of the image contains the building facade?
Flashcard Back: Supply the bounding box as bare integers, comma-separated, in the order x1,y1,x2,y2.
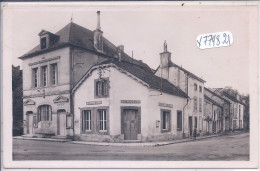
72,60,188,142
154,44,205,137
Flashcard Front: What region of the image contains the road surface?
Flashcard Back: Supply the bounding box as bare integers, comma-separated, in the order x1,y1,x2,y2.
13,132,249,160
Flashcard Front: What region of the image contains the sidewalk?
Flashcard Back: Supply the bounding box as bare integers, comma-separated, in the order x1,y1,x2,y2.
13,131,247,147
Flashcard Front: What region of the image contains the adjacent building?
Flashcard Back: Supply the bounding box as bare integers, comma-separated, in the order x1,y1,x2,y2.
154,43,205,137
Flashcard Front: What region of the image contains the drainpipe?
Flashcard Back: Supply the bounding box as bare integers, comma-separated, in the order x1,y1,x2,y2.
182,74,190,138
183,98,189,138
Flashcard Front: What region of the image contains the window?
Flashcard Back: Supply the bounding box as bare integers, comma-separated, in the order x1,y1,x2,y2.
32,68,38,88
95,79,109,98
50,63,57,85
41,65,47,87
177,111,182,131
199,98,202,112
194,97,197,111
161,110,171,132
99,110,107,131
195,117,197,128
199,86,202,92
194,83,198,91
82,110,92,131
37,105,52,121
41,37,47,49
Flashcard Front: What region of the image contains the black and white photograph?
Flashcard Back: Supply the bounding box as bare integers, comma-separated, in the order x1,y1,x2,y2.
2,1,259,169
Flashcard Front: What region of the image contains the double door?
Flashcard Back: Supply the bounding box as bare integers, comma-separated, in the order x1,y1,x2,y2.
123,109,138,140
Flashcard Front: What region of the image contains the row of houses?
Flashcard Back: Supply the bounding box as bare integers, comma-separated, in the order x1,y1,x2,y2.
19,11,248,142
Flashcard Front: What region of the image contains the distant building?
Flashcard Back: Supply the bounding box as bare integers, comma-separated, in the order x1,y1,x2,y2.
212,88,245,130
154,43,205,137
203,88,231,134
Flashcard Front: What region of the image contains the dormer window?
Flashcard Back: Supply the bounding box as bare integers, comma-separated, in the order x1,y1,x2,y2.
38,29,59,50
41,37,47,49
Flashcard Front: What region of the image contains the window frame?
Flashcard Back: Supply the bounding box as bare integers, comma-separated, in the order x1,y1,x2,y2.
160,109,171,133
98,109,107,132
194,96,198,112
194,83,198,91
37,105,52,122
199,86,202,92
41,65,48,87
177,110,182,131
50,63,58,86
82,110,92,132
94,78,109,98
199,97,202,112
32,67,38,88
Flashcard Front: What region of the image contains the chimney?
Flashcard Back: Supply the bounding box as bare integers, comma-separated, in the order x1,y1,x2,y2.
97,11,101,30
94,11,103,52
160,41,171,80
117,45,124,62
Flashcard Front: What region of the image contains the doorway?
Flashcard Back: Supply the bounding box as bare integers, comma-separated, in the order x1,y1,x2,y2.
189,116,193,136
26,111,33,134
57,109,66,136
122,109,138,140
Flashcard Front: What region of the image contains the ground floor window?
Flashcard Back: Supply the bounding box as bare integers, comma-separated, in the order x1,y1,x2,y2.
37,105,52,121
82,110,92,131
161,110,171,132
195,117,198,128
177,111,182,131
99,110,107,131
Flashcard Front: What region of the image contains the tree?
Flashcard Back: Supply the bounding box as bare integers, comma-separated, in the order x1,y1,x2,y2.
12,65,23,136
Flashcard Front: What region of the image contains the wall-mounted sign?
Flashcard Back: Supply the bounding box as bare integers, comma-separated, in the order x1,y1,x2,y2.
121,100,141,104
158,102,173,108
86,101,102,105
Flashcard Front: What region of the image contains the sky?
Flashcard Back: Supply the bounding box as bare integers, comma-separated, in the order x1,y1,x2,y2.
3,2,255,95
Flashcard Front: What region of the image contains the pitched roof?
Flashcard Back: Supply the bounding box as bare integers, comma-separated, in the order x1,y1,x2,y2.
19,22,153,73
212,88,245,105
204,87,230,104
73,59,189,99
204,95,222,107
169,62,206,83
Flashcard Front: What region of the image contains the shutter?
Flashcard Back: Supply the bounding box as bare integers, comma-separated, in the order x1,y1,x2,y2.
82,111,85,131
96,110,100,132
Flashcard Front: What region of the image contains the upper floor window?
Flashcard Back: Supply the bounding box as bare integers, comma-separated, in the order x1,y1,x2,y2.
199,86,202,92
199,98,202,112
194,83,198,91
95,78,109,98
50,63,58,85
37,105,52,122
194,97,198,111
41,65,48,87
161,110,171,132
32,68,38,88
40,37,47,49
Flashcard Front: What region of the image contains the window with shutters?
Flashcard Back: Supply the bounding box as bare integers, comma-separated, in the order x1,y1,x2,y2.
161,110,171,132
95,78,109,98
177,111,182,131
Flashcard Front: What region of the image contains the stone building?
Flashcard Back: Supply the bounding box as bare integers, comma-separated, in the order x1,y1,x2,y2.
204,88,231,132
212,88,245,130
72,59,189,142
154,43,205,137
19,11,189,141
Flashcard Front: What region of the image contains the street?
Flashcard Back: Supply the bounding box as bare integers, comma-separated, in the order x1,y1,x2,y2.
13,132,249,161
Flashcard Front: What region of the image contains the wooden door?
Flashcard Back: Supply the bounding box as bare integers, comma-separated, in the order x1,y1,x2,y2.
57,111,66,136
123,109,138,140
26,115,30,134
213,121,216,133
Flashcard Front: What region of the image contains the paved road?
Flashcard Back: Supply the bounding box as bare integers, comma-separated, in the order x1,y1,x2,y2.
13,132,249,161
